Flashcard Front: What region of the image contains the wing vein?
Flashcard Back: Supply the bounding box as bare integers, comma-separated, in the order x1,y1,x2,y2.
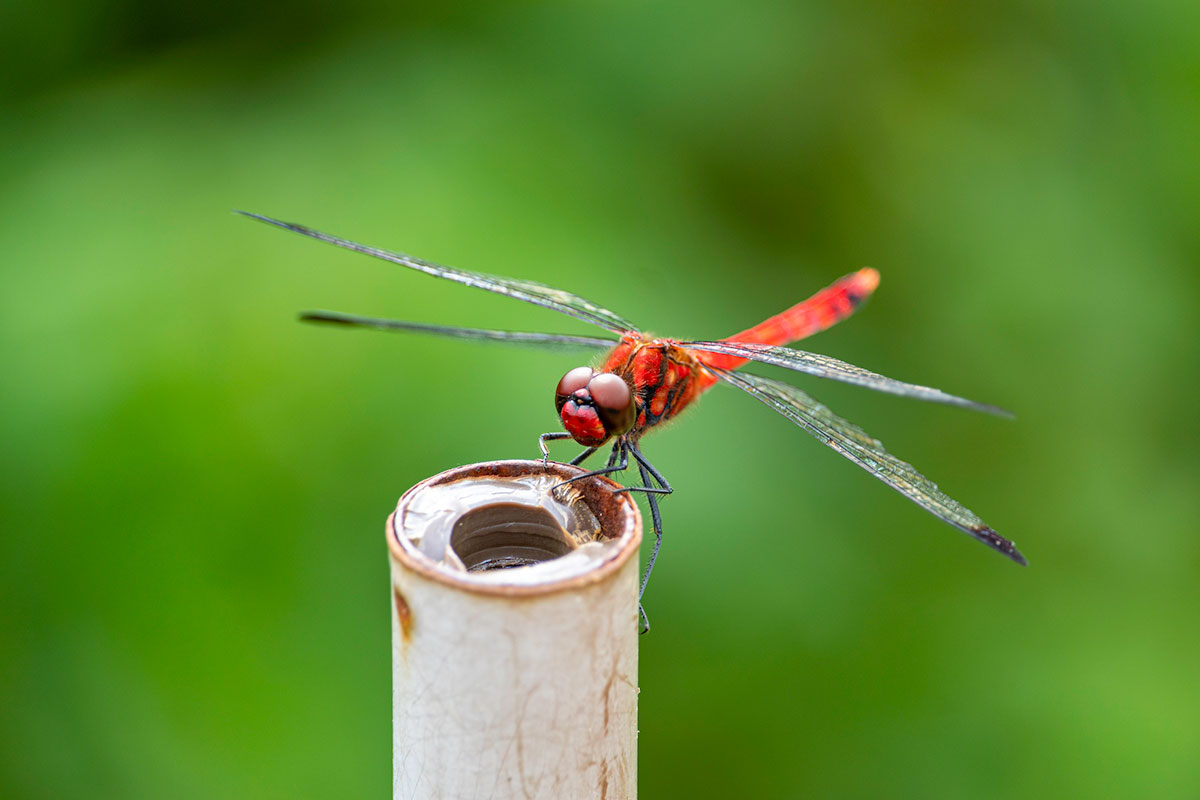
238,211,638,334
710,366,1025,564
300,311,617,350
684,340,1012,417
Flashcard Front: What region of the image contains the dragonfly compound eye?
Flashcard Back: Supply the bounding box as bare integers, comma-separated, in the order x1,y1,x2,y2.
555,366,595,414
587,373,635,436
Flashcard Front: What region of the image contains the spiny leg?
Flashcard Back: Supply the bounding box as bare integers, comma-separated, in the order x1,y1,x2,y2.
635,459,663,635
624,442,675,632
553,439,628,491
606,440,624,468
635,460,666,601
615,440,674,497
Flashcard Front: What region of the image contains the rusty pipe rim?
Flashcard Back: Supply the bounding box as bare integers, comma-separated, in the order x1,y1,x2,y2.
387,459,642,597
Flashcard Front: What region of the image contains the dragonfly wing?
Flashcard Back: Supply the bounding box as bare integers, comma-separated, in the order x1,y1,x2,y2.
239,211,639,334
300,310,618,350
710,366,1026,565
684,340,1012,418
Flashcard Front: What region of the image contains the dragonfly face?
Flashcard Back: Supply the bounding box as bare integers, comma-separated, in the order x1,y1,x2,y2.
555,367,636,447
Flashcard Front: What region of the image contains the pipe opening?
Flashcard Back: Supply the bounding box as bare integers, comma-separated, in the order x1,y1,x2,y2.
451,503,575,571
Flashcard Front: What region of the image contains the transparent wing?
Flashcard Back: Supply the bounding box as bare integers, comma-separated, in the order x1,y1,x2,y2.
300,310,618,350
239,211,639,334
711,366,1026,564
684,340,1012,418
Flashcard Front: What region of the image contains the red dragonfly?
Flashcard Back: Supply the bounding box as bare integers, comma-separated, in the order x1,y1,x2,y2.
241,211,1025,607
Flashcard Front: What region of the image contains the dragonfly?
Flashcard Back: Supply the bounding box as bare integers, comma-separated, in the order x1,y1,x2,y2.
240,211,1025,625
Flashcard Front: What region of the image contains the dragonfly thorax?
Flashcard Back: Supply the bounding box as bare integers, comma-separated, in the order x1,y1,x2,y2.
554,367,635,447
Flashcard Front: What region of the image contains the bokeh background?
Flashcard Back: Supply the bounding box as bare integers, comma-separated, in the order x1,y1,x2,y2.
2,1,1198,797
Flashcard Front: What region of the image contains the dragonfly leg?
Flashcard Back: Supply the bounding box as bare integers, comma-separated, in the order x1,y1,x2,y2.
628,441,673,493
606,440,624,468
552,440,628,490
568,446,600,466
634,458,664,631
538,431,573,467
613,442,673,497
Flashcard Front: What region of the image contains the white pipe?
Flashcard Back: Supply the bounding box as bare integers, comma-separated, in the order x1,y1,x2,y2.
388,460,642,800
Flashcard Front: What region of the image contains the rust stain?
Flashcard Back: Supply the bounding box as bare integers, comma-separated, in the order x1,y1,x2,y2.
393,586,413,643
601,670,614,735
600,760,609,800
601,649,624,737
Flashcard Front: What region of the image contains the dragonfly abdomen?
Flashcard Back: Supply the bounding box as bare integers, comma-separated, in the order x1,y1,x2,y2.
701,267,880,374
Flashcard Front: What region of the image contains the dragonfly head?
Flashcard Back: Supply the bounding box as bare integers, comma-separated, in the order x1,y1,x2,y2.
555,367,635,447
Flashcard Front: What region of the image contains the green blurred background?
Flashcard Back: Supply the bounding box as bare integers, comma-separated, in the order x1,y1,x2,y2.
2,1,1198,797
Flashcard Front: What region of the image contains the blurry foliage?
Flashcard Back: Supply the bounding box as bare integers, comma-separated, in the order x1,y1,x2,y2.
1,0,1199,798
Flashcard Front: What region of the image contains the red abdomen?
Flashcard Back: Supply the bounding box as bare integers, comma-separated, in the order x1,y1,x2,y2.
695,267,879,388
